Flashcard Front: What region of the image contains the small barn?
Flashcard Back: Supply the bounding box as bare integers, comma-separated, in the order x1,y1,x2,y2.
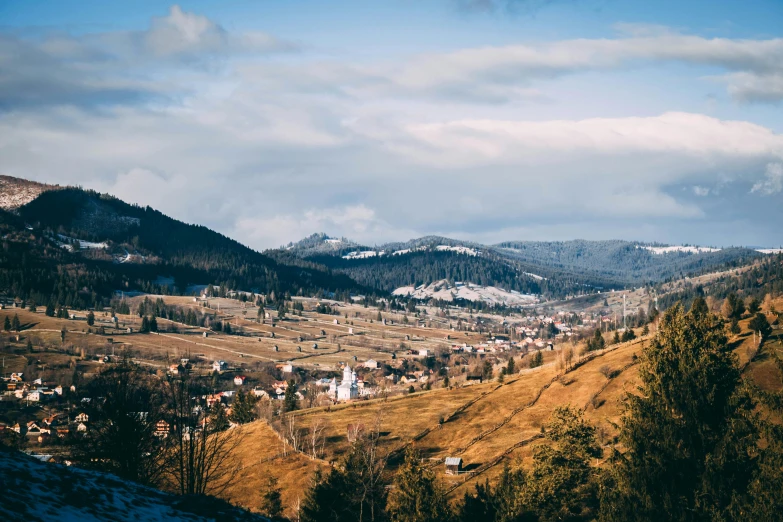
445,457,463,475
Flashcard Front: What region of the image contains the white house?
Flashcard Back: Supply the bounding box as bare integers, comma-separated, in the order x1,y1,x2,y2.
233,376,247,386
252,387,269,398
364,359,378,369
280,363,294,373
212,360,227,373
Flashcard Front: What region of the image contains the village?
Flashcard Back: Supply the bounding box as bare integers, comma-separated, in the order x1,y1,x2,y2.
0,285,651,457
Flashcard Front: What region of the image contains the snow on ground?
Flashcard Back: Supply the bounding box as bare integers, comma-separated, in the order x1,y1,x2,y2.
325,238,343,244
757,248,783,254
435,245,479,256
55,234,108,251
343,244,479,259
342,250,383,259
393,280,537,306
640,245,721,255
523,272,545,281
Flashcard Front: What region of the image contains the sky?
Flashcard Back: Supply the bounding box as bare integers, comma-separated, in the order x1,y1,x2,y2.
1,0,782,249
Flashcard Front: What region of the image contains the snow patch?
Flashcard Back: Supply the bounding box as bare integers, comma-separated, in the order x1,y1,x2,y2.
757,248,783,254
393,280,537,306
640,245,720,255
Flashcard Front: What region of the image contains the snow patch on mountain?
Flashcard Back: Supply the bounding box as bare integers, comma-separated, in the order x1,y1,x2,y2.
640,245,721,255
393,280,537,306
342,244,480,260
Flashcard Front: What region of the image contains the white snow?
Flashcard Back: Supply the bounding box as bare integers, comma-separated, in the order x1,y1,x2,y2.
757,248,783,254
393,280,537,306
343,244,479,259
55,234,108,251
640,245,720,255
325,238,343,244
524,272,545,281
435,245,479,256
342,250,384,259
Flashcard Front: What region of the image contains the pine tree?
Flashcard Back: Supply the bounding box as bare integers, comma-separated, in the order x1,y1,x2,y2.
600,303,758,521
260,476,284,521
45,304,55,317
522,407,601,520
210,403,230,432
12,314,21,332
3,316,10,331
388,447,451,522
612,330,621,344
506,357,516,375
149,316,158,332
230,389,258,424
87,311,95,326
140,316,150,333
283,380,299,413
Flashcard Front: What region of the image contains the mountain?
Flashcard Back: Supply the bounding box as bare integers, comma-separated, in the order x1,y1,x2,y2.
0,448,267,521
272,234,764,300
0,175,60,211
0,178,364,309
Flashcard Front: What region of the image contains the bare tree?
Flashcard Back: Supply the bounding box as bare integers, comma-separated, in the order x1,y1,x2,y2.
166,374,244,497
308,417,329,459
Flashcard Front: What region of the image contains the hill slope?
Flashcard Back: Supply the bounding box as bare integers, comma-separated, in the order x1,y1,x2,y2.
0,449,268,521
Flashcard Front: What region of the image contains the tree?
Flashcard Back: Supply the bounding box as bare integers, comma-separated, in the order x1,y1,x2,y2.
612,330,620,345
80,354,167,487
387,447,451,522
87,311,95,326
641,324,649,336
506,357,516,375
589,329,605,351
140,316,150,333
283,380,299,413
12,314,20,332
3,316,10,331
600,304,758,521
482,360,493,381
530,351,544,368
730,318,741,335
45,304,55,317
747,297,761,315
621,329,635,343
522,407,601,521
230,389,258,424
443,374,450,388
167,373,244,496
210,403,231,432
261,476,284,521
149,316,158,332
748,313,772,338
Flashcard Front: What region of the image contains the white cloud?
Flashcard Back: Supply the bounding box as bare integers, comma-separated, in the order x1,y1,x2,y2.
751,163,783,195
693,186,710,197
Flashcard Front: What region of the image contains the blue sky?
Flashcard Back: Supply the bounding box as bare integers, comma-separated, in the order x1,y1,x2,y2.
0,0,781,248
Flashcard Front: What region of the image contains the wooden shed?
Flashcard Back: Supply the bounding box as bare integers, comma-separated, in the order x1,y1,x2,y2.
445,457,463,475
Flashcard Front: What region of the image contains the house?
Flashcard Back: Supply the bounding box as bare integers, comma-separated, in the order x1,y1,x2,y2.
252,387,269,398
76,422,88,433
10,373,23,382
280,363,294,373
233,376,247,386
54,385,63,395
27,390,41,402
364,359,378,370
154,420,170,438
212,360,227,373
168,364,179,375
206,393,223,408
74,412,89,423
418,349,432,357
445,457,463,475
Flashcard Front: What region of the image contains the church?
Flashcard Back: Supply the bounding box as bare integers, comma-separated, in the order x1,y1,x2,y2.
329,365,359,401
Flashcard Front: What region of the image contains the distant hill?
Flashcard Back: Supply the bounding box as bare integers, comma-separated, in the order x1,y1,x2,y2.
0,183,365,309
0,175,60,210
0,449,268,521
271,234,763,300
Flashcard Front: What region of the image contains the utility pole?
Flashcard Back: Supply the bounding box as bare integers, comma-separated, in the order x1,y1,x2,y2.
623,294,627,330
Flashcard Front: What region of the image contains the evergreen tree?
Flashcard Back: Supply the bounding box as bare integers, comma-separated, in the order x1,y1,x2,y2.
210,403,231,432
149,316,158,332
3,316,10,331
506,357,516,375
12,314,21,332
600,304,758,521
589,329,605,351
621,329,636,342
87,311,95,326
230,389,258,424
140,316,150,333
45,303,55,317
283,380,299,413
261,476,284,521
748,313,772,338
522,407,601,521
387,447,451,522
612,331,620,344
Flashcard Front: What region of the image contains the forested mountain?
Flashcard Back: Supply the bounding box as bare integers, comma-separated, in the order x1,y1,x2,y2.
0,183,364,309
272,234,764,300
